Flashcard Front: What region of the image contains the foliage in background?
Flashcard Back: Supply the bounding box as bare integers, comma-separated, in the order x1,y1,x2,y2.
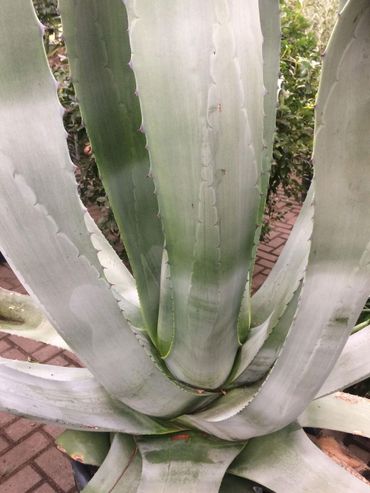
265,0,321,232
265,0,340,236
300,0,340,52
32,0,126,259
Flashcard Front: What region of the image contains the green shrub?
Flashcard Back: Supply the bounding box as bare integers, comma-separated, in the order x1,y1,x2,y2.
301,0,341,52
266,0,321,232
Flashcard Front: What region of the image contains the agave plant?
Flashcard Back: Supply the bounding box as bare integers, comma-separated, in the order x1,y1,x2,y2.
0,0,369,491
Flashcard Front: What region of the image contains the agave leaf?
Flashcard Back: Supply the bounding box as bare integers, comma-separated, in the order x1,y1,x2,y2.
135,432,245,493
251,186,314,327
0,287,70,350
0,164,210,418
235,188,313,382
234,283,302,386
0,9,100,281
0,358,177,435
229,426,370,493
238,0,281,339
178,1,370,440
124,0,264,389
156,248,175,357
84,214,143,330
228,314,273,384
233,189,313,384
179,289,299,432
317,326,370,397
59,0,163,338
0,0,213,417
257,0,281,200
299,392,370,439
56,430,110,466
236,278,252,345
83,434,142,493
237,0,370,433
177,385,259,434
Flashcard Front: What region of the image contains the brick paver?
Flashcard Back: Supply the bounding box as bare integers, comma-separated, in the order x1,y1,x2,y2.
0,264,78,492
252,193,301,293
1,466,42,493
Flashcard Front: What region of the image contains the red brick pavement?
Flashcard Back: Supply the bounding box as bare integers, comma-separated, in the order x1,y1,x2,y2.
0,200,302,492
252,195,301,292
0,265,79,492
